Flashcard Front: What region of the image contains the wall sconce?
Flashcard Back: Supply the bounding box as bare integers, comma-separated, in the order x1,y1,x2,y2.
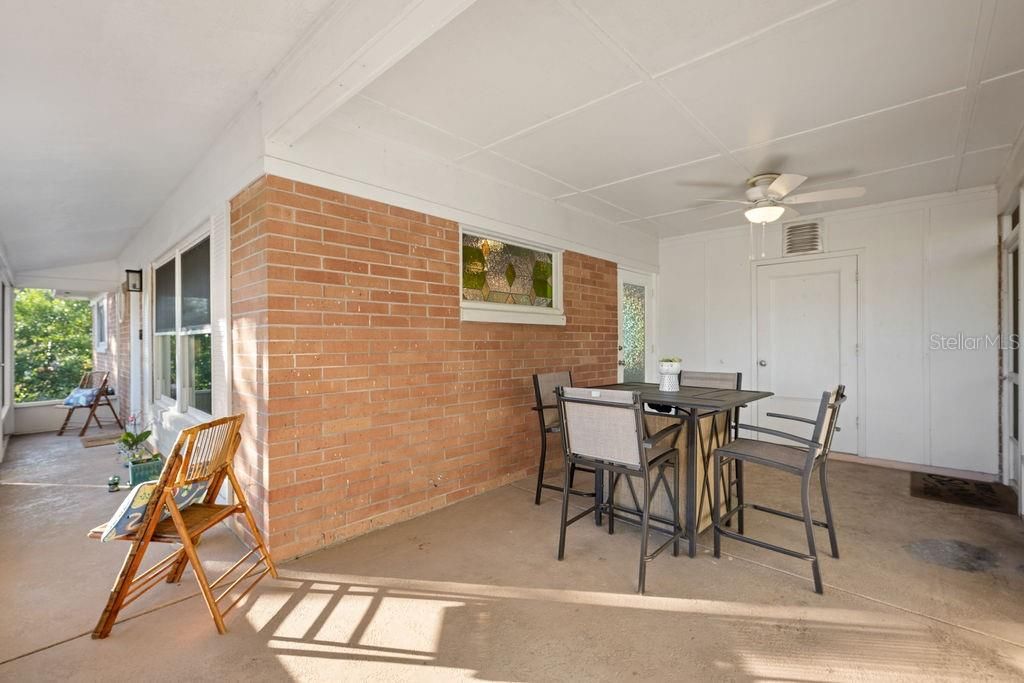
125,269,143,292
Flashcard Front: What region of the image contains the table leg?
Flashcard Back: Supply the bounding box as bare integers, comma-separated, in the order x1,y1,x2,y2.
686,411,698,557
593,466,604,526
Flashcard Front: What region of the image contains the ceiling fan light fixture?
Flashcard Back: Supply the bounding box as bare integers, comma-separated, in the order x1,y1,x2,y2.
744,204,785,224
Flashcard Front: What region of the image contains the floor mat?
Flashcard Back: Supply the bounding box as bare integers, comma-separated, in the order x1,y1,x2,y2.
80,434,120,448
910,472,1018,514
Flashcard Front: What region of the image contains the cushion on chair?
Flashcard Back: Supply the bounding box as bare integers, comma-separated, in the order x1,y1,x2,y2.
715,438,811,474
98,480,210,542
63,387,99,407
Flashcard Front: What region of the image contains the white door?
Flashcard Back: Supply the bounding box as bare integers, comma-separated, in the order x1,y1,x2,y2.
755,255,859,454
618,270,654,383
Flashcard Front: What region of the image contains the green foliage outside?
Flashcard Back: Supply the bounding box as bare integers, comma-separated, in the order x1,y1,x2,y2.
14,289,93,403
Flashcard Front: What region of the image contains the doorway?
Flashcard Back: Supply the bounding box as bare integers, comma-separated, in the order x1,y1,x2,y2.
1003,207,1023,515
618,270,654,383
754,255,860,454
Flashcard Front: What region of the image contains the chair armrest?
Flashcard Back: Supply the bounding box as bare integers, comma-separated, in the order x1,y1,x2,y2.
766,411,816,426
643,423,682,449
765,412,841,432
736,424,819,449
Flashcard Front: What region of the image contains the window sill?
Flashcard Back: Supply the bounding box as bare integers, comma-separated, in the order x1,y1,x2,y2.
14,399,64,408
461,303,566,326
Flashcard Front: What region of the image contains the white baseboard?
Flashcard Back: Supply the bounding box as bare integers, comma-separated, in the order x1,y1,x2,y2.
830,451,999,482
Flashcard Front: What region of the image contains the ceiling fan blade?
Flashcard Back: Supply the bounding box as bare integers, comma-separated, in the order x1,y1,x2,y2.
694,198,752,205
782,186,866,205
766,173,807,199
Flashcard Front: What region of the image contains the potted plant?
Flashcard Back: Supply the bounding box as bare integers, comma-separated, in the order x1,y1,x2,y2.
118,414,163,484
658,357,682,392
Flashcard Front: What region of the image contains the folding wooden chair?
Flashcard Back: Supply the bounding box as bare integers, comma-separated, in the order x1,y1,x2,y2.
88,414,277,638
57,370,124,437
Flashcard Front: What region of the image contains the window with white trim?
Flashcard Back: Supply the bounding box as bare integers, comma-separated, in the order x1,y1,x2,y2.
460,230,564,325
93,297,107,351
153,236,212,415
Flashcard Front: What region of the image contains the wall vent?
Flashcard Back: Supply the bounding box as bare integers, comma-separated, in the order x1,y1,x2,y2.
783,220,824,256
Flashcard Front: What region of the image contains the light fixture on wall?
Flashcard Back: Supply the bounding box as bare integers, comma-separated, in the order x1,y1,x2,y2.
125,269,143,292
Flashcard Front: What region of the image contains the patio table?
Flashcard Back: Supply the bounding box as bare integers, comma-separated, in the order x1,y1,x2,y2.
593,382,773,557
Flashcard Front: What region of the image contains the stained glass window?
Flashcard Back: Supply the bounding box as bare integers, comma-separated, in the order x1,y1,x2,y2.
462,233,554,308
621,282,646,383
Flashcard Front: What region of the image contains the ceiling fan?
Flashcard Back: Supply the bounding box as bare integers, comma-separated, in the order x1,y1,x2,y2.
698,173,866,224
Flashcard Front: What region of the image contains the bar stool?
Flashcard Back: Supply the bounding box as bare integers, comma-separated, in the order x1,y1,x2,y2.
712,385,846,594
532,371,595,504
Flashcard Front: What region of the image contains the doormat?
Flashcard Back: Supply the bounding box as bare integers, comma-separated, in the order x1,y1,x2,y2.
81,434,120,448
910,472,1018,515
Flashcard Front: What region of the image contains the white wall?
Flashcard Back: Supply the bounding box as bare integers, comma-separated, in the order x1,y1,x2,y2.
657,188,999,474
265,121,660,273
13,398,119,435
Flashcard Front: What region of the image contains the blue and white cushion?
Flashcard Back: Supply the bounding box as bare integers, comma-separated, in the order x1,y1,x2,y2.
99,480,210,542
64,387,99,407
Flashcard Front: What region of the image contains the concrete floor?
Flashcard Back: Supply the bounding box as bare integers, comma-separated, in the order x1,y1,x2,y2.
1,433,1023,681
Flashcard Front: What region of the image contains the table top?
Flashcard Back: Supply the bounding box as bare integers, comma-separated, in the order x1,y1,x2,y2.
595,382,773,410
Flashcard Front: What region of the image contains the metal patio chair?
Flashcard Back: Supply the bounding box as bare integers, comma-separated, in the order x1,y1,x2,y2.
532,371,595,505
712,385,846,594
556,386,683,594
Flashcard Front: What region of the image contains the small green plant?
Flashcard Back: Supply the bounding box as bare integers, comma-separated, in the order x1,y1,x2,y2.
118,413,154,463
118,429,152,453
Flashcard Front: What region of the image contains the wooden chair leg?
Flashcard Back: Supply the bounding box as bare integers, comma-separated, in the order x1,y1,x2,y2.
92,493,169,639
106,399,124,430
226,466,278,578
79,401,101,437
57,407,75,436
165,500,226,633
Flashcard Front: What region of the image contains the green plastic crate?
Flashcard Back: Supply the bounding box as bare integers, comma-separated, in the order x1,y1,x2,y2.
128,456,165,485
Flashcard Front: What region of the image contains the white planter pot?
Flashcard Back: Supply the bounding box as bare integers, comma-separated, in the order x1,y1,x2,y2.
658,361,681,392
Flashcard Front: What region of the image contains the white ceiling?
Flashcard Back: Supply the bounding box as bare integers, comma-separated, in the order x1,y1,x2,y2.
0,0,333,272
326,0,1024,237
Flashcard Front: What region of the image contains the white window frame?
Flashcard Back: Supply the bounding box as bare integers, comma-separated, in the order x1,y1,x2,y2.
459,226,565,326
151,229,213,419
92,296,108,352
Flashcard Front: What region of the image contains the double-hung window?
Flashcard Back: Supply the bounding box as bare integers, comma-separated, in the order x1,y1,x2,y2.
153,236,212,415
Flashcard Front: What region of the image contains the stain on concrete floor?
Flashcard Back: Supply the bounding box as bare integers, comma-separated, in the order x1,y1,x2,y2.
905,539,998,572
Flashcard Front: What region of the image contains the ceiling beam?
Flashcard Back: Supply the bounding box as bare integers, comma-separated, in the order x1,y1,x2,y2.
259,0,478,147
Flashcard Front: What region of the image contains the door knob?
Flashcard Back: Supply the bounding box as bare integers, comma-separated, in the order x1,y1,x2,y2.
617,345,624,351
758,360,767,367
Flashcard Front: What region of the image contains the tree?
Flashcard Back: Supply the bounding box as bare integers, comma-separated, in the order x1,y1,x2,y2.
14,289,93,402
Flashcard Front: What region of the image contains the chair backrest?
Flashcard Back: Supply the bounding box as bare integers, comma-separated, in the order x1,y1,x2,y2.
81,371,110,391
557,387,645,468
170,414,245,486
533,371,572,427
680,370,740,390
810,385,846,458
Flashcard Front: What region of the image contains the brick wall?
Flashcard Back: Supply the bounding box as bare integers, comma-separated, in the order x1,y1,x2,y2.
92,286,130,423
230,175,618,560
